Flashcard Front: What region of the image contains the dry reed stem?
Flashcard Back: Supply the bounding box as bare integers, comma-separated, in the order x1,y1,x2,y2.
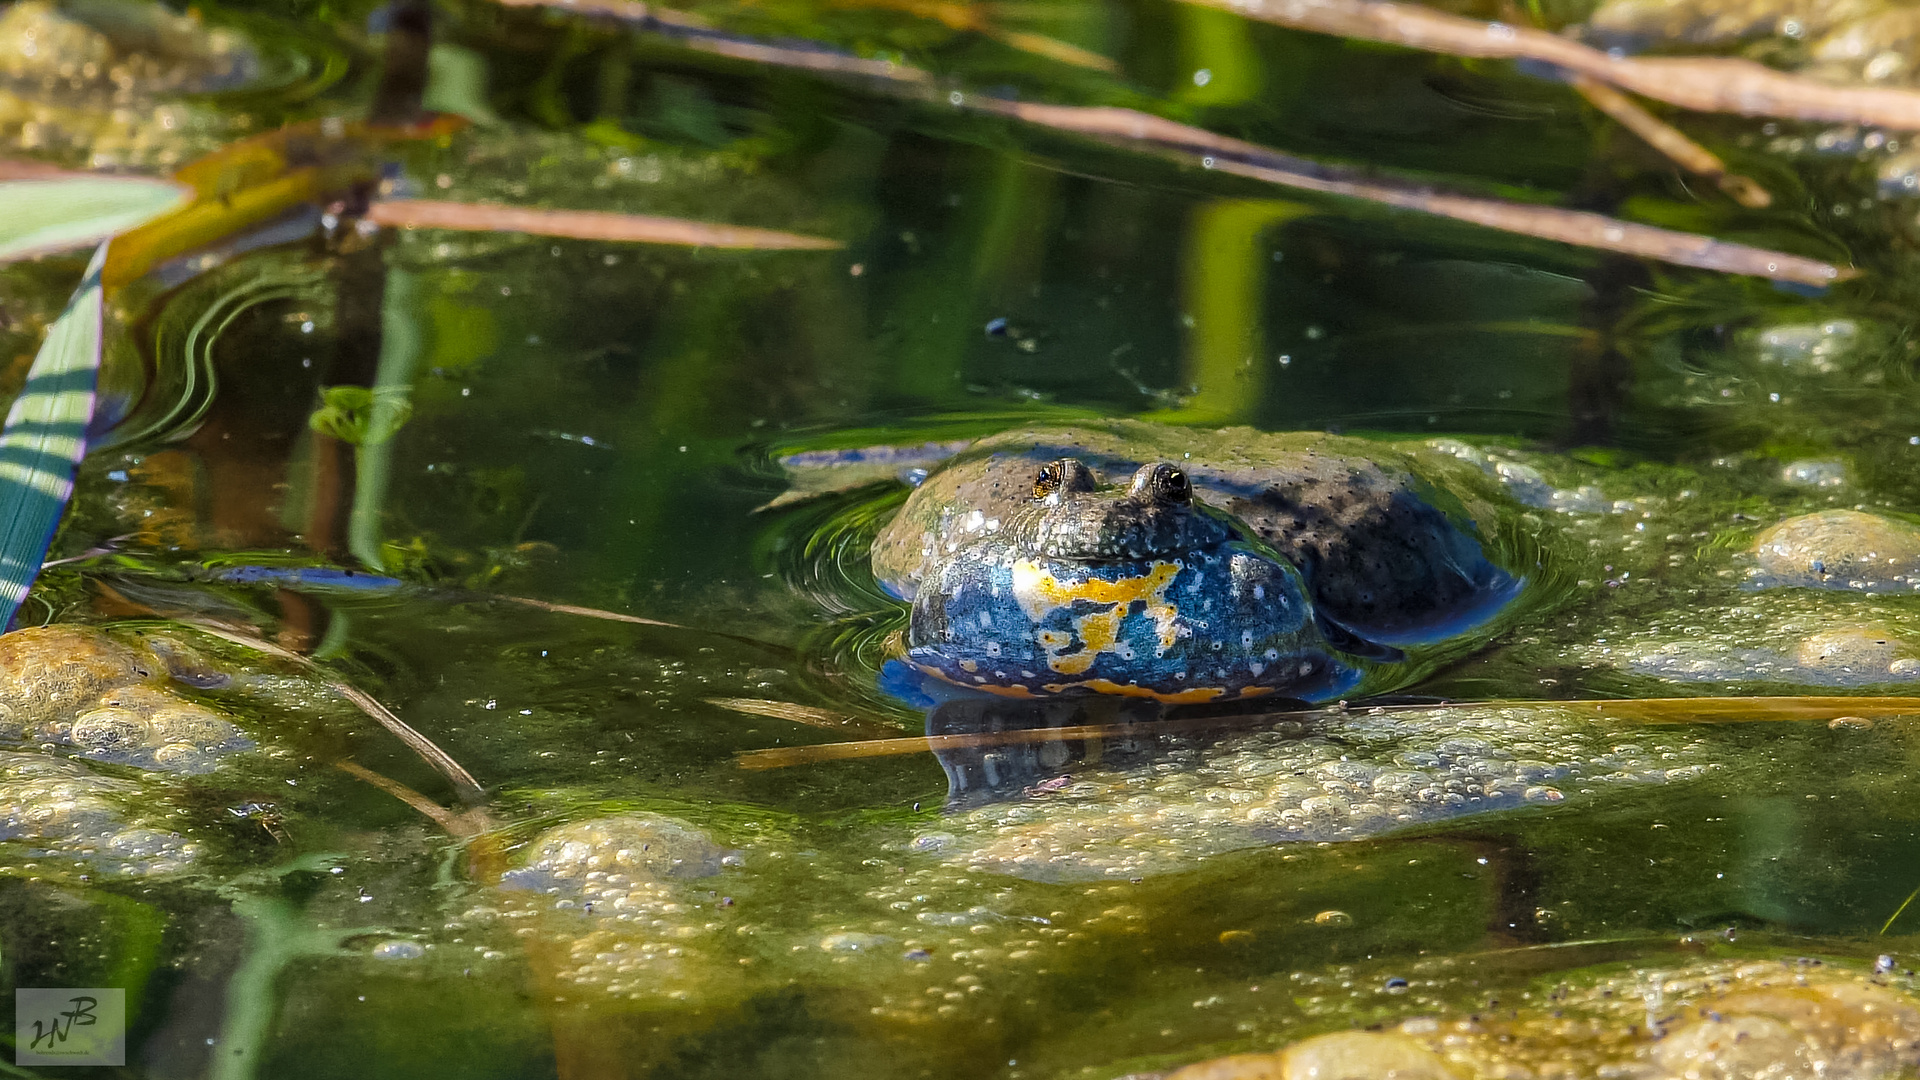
1204,154,1837,282
364,200,842,250
493,0,931,80
1568,75,1772,208
705,696,906,737
334,760,495,837
978,99,1849,284
180,618,489,806
1186,0,1920,130
675,35,932,80
498,594,685,628
990,29,1119,71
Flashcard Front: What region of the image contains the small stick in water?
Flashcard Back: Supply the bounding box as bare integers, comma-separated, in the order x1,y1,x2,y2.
363,201,842,251
1568,75,1772,209
496,594,684,628
973,99,1846,285
175,616,489,808
334,760,495,838
705,697,906,737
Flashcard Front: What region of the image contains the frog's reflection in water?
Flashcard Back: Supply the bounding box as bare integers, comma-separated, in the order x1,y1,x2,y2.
926,694,1273,811
916,692,1900,940
907,690,1741,885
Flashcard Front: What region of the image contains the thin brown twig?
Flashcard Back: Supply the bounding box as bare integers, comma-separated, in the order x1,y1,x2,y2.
735,695,1920,770
334,760,495,837
1183,0,1920,130
1205,154,1834,282
676,33,935,80
178,617,488,806
705,696,906,737
1568,75,1772,209
490,596,798,660
39,534,135,570
974,98,1850,285
496,594,685,628
494,0,931,81
825,0,1117,70
364,200,842,250
988,29,1119,72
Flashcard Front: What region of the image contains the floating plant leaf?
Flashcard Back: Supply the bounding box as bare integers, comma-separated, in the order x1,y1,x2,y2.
0,175,189,264
308,385,415,445
0,244,106,627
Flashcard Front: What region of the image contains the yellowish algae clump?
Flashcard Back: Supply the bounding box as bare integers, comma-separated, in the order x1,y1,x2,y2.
1753,510,1920,592
0,750,195,874
915,705,1720,881
0,623,268,875
1166,958,1920,1080
1584,0,1920,87
0,625,251,772
493,814,746,1003
0,0,247,167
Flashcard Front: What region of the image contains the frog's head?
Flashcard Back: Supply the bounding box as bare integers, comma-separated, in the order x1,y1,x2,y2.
1013,458,1232,562
895,457,1361,704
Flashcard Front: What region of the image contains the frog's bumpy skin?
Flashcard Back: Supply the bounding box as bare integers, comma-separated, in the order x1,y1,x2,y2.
908,535,1358,703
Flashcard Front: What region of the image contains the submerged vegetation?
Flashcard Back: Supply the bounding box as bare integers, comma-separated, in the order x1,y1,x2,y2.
12,0,1920,1074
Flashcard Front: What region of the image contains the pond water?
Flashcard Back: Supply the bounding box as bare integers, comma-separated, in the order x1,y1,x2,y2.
10,0,1920,1074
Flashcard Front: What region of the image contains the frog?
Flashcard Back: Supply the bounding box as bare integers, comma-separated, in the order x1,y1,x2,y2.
858,420,1535,705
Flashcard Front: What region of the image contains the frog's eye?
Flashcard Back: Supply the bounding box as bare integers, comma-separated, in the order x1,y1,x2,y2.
1131,463,1191,504
1034,458,1094,499
1156,466,1192,504
1034,457,1098,501
1033,463,1064,499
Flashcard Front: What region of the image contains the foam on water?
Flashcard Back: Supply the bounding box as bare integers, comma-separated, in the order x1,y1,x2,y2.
0,751,196,874
1252,955,1920,1080
912,706,1722,882
492,814,747,1002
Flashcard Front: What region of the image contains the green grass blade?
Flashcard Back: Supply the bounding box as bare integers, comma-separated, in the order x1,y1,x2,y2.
0,176,188,263
0,243,106,625
1884,882,1920,935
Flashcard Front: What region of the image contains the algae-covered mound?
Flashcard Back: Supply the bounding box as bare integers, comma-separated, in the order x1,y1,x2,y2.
1162,956,1920,1080
491,814,748,1002
1753,510,1920,592
0,750,196,874
0,624,252,772
912,704,1721,882
0,0,249,166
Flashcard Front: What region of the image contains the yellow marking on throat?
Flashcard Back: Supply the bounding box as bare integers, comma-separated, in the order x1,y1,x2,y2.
1046,679,1233,703
1010,558,1183,676
910,665,1041,698
911,666,1271,704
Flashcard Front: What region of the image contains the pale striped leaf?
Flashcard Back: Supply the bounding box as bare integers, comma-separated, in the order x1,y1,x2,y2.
0,244,106,625
0,175,189,264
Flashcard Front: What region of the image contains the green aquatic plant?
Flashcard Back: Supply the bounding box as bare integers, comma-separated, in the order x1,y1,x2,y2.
0,174,187,264
0,174,196,626
0,246,107,628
